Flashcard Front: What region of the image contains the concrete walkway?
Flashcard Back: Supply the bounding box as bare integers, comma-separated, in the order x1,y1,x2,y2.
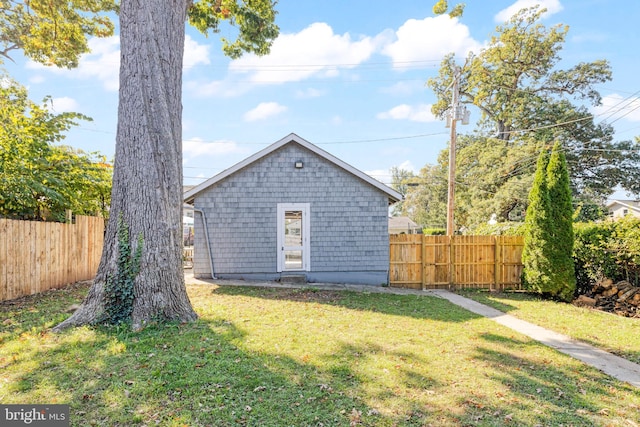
185,273,640,388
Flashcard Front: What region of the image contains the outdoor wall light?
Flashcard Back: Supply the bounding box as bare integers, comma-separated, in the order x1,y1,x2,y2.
295,161,304,169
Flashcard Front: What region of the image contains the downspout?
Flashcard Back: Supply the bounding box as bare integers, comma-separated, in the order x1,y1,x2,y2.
193,208,216,279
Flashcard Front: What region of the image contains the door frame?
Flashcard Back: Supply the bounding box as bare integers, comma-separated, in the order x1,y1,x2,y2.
276,203,310,272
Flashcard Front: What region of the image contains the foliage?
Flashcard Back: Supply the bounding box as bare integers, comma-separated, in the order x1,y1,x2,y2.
0,0,117,68
3,283,640,426
425,6,640,228
0,74,112,221
103,215,143,325
573,216,640,293
454,134,537,229
545,142,576,301
472,221,524,236
389,166,415,216
522,144,576,301
397,161,448,228
188,0,279,59
422,227,446,235
432,0,465,18
522,149,554,295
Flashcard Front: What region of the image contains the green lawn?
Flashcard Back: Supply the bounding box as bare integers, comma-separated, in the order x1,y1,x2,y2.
1,282,640,426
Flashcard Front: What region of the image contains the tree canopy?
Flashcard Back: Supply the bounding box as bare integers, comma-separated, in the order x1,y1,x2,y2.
402,6,640,230
0,0,118,68
0,74,112,221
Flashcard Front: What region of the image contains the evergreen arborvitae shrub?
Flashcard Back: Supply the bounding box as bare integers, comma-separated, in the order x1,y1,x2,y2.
546,141,576,301
522,149,554,294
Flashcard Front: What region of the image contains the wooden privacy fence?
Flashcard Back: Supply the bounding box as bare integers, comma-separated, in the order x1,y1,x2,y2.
389,234,524,290
0,215,104,302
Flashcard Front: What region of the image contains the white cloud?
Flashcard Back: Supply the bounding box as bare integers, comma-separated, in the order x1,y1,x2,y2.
29,75,45,84
377,104,438,123
396,160,417,174
27,35,210,91
365,169,391,184
186,79,251,98
382,16,481,67
26,36,120,91
295,88,325,98
0,77,11,89
183,35,211,70
183,137,246,157
230,23,379,84
494,0,563,22
593,94,640,123
47,97,79,113
243,102,287,122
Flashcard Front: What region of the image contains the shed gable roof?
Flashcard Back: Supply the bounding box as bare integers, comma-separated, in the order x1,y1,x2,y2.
184,133,402,203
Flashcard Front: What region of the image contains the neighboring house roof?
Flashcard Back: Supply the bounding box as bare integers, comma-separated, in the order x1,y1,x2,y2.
184,133,403,204
388,216,420,233
606,199,640,216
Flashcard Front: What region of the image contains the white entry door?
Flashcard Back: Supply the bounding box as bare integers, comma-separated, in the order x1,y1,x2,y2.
277,203,310,272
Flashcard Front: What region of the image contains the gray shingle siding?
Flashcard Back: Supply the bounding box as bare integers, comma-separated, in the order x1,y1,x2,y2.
192,142,390,285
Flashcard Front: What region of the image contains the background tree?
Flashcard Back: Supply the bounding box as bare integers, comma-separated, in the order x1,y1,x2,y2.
522,149,554,295
0,0,117,67
426,6,640,229
54,0,279,331
389,166,414,216
0,74,112,221
399,160,448,229
546,141,576,301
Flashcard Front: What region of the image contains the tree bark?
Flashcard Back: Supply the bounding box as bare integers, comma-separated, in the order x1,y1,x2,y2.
54,0,197,331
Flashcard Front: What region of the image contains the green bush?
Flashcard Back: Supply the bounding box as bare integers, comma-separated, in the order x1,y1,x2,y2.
573,216,640,294
472,221,525,236
422,228,446,235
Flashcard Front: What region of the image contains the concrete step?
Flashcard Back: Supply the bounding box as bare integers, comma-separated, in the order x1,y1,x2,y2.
279,274,307,284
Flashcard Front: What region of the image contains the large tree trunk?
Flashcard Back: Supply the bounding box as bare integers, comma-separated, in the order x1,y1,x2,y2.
54,0,197,331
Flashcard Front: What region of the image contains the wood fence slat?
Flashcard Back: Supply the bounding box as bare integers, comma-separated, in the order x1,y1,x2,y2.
390,234,523,290
0,216,105,302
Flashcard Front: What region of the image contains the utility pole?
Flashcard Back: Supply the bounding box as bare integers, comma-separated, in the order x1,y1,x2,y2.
446,67,459,237
445,66,469,236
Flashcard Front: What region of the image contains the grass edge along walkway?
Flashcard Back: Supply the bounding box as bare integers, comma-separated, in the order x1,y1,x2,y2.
429,289,640,389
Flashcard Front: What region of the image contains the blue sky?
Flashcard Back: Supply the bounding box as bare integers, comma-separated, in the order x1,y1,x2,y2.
6,0,640,190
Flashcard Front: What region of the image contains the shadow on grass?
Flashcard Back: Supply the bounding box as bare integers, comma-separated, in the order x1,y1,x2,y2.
211,285,482,323
3,319,387,426
470,332,639,426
